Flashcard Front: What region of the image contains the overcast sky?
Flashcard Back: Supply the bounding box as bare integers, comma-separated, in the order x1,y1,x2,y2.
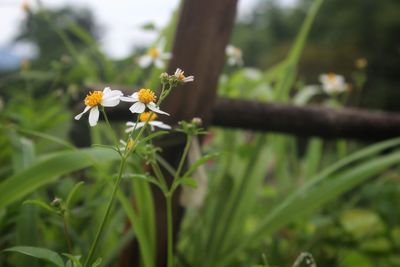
0,0,296,59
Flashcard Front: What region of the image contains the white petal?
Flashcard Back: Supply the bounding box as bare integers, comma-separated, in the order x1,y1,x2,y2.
138,55,152,68
120,92,139,103
150,121,171,129
120,96,136,103
74,106,90,120
154,59,165,69
88,106,100,127
161,52,172,60
184,76,194,82
101,93,121,107
103,87,111,94
319,74,328,84
174,68,182,76
125,126,135,133
129,102,146,113
147,102,169,115
125,122,145,133
104,89,123,98
126,121,135,126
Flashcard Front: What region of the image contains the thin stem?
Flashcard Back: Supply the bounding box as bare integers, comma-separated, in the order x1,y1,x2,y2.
166,195,174,267
85,112,152,266
62,215,72,254
150,161,169,193
101,108,122,155
84,158,126,267
171,135,193,193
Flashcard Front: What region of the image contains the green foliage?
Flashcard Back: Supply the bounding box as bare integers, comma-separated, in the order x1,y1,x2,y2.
4,246,65,267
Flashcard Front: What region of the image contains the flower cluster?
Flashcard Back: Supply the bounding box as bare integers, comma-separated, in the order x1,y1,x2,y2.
74,68,193,129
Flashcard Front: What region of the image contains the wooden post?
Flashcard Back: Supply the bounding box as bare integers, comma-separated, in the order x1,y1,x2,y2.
154,0,239,266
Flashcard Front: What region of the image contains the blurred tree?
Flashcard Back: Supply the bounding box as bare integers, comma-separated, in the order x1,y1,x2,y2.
232,0,400,110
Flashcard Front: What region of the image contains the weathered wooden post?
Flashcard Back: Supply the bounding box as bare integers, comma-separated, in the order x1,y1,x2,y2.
153,0,239,265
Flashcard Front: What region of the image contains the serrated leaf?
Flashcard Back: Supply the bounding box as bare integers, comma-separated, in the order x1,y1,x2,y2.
4,246,64,267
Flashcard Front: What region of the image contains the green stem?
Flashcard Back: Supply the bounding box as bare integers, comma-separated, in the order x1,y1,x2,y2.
166,195,174,267
151,161,169,193
85,109,155,266
62,215,72,254
171,135,193,193
101,108,122,155
84,158,126,267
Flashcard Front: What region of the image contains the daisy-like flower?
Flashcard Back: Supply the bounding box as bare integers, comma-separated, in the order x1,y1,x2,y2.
138,40,172,69
174,68,194,83
225,44,243,66
319,73,349,94
121,88,168,115
126,112,171,132
74,87,123,127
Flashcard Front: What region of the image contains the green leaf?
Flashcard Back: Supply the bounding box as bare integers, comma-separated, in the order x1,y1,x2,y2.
4,246,64,267
218,137,400,267
62,253,82,267
23,199,57,214
182,153,217,179
178,177,198,188
123,173,161,187
91,257,102,267
66,181,85,210
0,148,119,210
138,130,169,144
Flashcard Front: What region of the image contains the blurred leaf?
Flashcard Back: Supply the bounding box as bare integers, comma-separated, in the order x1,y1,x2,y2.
66,181,85,210
23,199,57,214
218,138,400,266
91,257,102,267
0,148,119,210
182,153,217,179
63,254,82,267
4,246,64,267
178,177,198,188
340,208,385,239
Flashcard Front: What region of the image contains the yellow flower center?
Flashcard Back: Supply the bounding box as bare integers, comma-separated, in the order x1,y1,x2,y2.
327,72,336,81
147,48,160,59
139,111,157,122
138,88,156,104
84,91,103,107
177,72,186,81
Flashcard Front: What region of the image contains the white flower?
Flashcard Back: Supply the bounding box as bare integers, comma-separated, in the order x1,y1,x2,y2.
120,88,168,115
174,68,194,83
319,73,349,94
138,39,172,69
74,87,123,127
125,112,171,132
225,44,243,66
